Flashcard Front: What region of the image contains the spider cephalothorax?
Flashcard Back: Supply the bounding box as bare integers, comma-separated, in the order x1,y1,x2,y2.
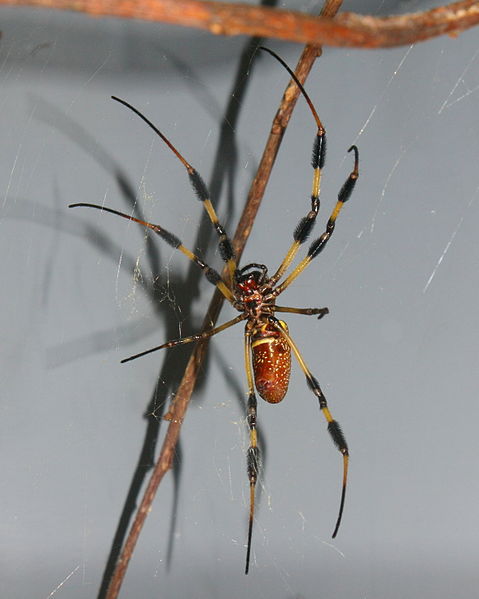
234,264,275,318
70,47,359,575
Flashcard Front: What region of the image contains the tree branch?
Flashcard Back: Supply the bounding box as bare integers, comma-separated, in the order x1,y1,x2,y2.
103,2,343,597
3,0,479,48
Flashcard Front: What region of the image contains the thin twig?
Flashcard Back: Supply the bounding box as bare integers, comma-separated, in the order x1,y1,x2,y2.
3,0,479,47
103,2,343,597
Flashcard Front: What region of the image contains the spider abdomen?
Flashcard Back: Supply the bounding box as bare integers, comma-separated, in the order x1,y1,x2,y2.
251,321,291,404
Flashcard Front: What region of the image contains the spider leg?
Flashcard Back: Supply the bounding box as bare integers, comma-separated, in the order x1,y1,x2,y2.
260,48,326,286
111,96,237,282
274,305,329,319
268,130,324,286
244,324,259,575
269,317,348,538
69,203,235,304
121,314,247,363
272,145,359,298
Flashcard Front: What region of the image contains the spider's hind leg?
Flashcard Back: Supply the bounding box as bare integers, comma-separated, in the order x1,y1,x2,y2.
269,317,348,538
243,325,260,575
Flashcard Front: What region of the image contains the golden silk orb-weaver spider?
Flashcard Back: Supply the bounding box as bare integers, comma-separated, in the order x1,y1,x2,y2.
69,47,359,574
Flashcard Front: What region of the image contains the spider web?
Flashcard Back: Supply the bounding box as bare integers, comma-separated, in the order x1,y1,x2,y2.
1,9,479,599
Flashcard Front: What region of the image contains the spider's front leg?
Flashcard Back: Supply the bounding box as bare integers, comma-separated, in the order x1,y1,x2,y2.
272,145,359,298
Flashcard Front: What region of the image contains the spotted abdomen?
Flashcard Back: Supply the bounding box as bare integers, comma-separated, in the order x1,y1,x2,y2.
252,321,291,404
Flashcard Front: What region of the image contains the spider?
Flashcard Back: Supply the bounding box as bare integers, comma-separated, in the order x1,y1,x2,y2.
70,47,359,574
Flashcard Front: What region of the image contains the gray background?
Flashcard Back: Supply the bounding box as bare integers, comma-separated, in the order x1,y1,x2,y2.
1,1,479,598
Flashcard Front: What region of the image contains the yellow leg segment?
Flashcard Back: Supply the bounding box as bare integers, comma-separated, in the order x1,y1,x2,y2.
121,314,246,363
244,326,259,574
272,146,359,299
271,318,349,539
203,198,237,281
109,96,237,282
69,203,235,304
270,159,323,286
